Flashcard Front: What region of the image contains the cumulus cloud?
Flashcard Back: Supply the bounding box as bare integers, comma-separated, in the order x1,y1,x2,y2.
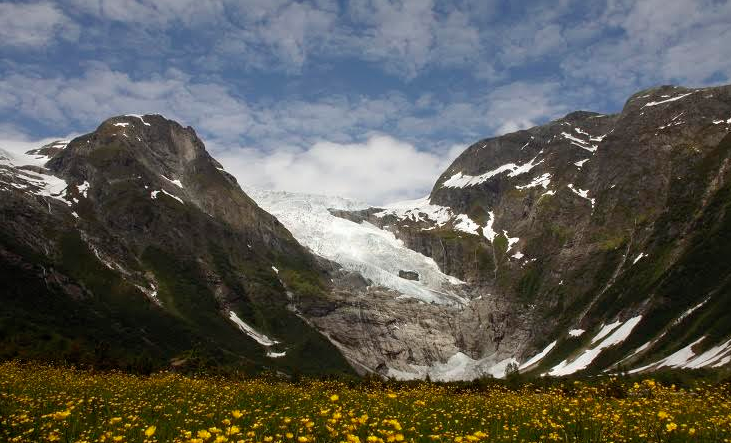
5,0,727,204
0,2,79,48
561,0,731,94
484,81,567,135
342,0,486,78
218,135,464,205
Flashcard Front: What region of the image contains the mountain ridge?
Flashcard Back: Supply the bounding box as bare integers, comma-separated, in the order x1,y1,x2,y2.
2,83,731,380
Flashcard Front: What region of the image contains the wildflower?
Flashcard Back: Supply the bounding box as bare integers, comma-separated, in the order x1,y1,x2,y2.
144,425,156,437
666,423,678,432
226,426,240,435
657,411,668,420
330,394,340,402
52,410,71,420
231,410,243,419
197,430,212,440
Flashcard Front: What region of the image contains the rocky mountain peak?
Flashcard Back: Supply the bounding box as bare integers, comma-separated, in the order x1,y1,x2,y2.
1,113,353,375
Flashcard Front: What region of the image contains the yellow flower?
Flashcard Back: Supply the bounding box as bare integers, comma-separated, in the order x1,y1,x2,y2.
666,423,678,432
52,410,71,420
231,410,243,419
226,426,240,436
285,433,294,439
144,426,156,437
197,430,212,440
214,436,228,443
298,436,310,443
657,411,668,420
387,393,397,399
330,394,340,402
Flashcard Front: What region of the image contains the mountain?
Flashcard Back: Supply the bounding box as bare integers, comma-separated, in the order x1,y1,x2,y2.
3,84,731,381
0,115,353,375
252,84,731,379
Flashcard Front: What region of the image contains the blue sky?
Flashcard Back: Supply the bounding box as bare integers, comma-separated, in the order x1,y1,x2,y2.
1,0,730,204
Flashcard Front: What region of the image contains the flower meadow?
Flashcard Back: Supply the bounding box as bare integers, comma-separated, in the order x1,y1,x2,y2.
1,361,729,443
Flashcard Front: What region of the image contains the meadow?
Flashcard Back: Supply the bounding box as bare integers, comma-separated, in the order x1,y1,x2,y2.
0,361,729,443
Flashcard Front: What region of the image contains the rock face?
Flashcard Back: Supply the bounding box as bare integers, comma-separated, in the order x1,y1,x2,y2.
0,115,353,375
297,84,731,378
398,270,419,281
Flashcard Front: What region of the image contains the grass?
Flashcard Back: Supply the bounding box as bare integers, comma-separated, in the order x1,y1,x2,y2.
1,361,729,443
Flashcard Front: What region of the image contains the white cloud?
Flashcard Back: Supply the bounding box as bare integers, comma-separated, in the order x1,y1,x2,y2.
0,125,78,159
340,0,487,79
561,0,731,92
483,81,567,136
218,135,463,205
0,2,79,48
66,0,227,27
0,64,484,202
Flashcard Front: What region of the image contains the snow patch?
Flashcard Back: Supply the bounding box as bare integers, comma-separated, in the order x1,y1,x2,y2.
442,154,543,188
503,231,519,251
673,298,709,325
229,311,278,346
482,211,497,242
151,189,183,204
452,214,480,235
267,351,286,358
161,175,184,188
592,321,622,344
519,341,557,370
561,132,597,153
126,114,152,126
569,329,585,337
642,92,694,108
376,196,453,226
549,316,642,376
516,173,551,190
574,159,589,168
567,184,595,208
113,122,130,128
77,181,90,198
632,253,646,265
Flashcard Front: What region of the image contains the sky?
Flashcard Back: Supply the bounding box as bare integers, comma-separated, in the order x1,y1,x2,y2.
1,0,730,205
